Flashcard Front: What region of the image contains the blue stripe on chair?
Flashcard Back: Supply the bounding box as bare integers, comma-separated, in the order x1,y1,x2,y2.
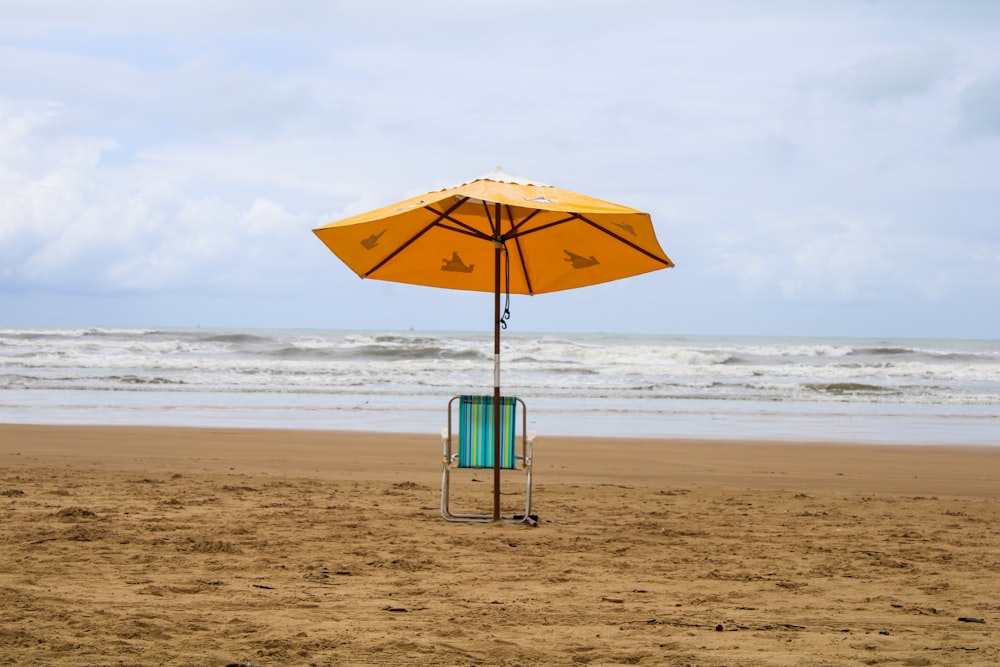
457,395,517,469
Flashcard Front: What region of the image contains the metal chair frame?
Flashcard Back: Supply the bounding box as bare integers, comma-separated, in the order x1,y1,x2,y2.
440,395,535,522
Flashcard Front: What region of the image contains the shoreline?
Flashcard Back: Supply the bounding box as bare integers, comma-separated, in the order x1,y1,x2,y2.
3,422,998,496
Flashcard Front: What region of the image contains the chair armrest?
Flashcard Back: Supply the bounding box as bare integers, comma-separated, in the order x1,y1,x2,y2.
441,427,451,464
523,430,537,466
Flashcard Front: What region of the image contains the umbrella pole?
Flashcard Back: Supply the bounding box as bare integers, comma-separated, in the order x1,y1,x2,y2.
492,240,502,521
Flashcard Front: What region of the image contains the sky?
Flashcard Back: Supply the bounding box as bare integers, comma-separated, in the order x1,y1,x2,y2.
1,1,998,339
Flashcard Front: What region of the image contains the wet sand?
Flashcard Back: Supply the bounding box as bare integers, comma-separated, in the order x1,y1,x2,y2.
1,424,998,665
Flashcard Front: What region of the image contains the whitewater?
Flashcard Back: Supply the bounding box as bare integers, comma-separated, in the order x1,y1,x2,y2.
1,327,997,445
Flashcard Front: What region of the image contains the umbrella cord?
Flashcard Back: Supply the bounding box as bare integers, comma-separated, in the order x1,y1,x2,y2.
500,244,511,330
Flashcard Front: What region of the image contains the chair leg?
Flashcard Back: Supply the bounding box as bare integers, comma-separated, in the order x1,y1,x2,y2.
524,466,533,518
441,466,535,523
440,465,449,520
441,465,492,522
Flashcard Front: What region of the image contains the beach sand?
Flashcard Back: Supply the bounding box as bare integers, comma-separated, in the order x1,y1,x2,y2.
1,424,998,666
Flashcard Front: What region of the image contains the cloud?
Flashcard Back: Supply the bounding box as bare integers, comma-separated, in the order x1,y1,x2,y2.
705,206,998,307
0,101,319,295
959,68,1000,137
1,2,998,337
0,1,351,35
708,210,888,302
1,102,116,282
823,44,956,104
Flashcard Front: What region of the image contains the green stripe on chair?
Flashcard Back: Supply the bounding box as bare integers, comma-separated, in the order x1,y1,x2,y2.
457,395,517,469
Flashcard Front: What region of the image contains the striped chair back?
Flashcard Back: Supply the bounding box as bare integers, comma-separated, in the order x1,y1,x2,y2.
457,395,518,469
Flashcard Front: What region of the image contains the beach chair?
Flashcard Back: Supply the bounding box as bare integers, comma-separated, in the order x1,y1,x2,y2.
440,395,536,523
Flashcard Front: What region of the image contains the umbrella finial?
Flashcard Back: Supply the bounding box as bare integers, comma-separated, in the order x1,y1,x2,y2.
479,168,550,187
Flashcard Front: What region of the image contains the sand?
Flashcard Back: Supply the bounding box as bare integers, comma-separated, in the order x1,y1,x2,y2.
1,424,998,666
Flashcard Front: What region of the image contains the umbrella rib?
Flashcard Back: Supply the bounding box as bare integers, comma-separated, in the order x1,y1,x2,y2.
505,213,577,238
483,199,498,238
511,212,673,267
578,215,675,266
435,222,490,239
501,208,544,239
425,207,492,241
503,204,535,295
363,196,471,276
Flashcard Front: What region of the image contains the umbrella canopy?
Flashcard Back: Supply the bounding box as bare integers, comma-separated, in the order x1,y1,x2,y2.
314,169,673,295
313,168,674,520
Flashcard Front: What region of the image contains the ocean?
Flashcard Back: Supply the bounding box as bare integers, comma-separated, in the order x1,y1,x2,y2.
1,327,998,445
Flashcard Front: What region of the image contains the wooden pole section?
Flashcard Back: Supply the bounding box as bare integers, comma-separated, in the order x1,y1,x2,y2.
492,238,502,521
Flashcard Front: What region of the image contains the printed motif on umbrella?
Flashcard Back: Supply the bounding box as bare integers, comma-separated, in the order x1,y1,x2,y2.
361,230,386,250
564,250,599,269
612,222,637,236
442,252,475,273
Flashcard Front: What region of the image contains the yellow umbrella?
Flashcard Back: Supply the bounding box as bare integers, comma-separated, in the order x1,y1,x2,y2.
313,168,674,519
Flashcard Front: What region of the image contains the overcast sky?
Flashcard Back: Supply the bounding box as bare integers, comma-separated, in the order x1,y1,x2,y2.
2,1,998,338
